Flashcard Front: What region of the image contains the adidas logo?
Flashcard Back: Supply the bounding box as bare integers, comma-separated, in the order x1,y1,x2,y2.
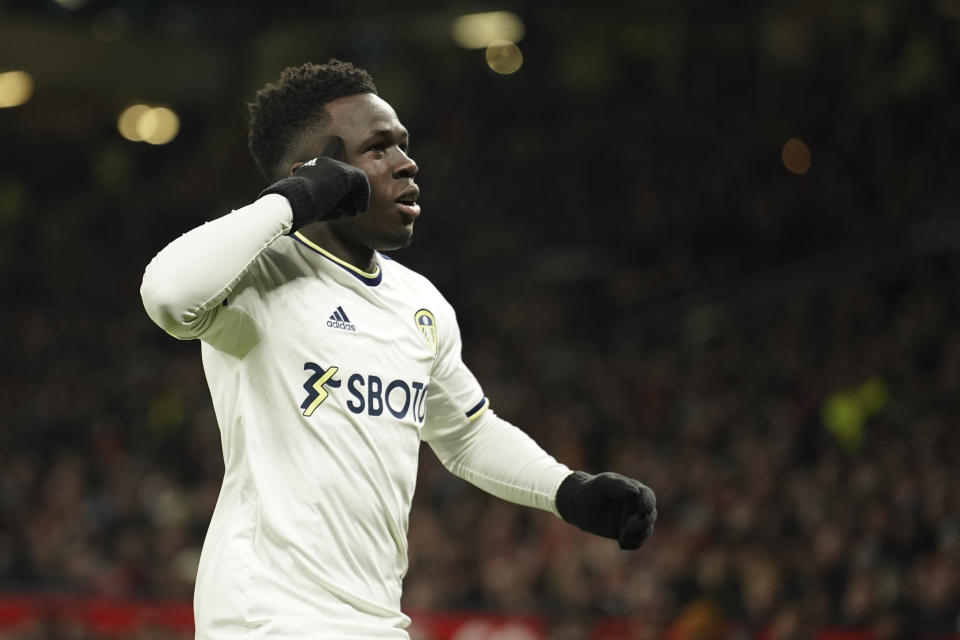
326,305,356,332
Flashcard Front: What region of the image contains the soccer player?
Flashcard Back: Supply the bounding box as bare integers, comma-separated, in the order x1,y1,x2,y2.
140,59,656,639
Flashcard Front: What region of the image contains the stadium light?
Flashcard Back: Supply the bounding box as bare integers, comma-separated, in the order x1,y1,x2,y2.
118,104,151,141
452,11,525,49
486,41,523,74
118,104,181,145
0,71,34,109
782,137,811,175
139,106,180,145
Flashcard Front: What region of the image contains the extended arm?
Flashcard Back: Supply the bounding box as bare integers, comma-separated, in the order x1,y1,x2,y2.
428,409,657,550
422,300,657,550
428,408,572,515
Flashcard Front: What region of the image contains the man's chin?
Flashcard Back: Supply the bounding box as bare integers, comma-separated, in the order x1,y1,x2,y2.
377,229,414,252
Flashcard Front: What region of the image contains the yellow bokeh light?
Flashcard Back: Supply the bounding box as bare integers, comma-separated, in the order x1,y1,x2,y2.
452,11,525,49
136,109,160,141
118,104,180,145
782,137,812,175
0,71,35,109
118,104,151,141
138,107,180,144
485,40,523,75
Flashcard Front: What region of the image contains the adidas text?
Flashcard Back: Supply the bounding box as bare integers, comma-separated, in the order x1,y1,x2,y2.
327,305,355,331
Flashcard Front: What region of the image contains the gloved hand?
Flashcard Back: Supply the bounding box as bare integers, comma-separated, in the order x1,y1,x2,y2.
259,135,370,233
556,471,657,550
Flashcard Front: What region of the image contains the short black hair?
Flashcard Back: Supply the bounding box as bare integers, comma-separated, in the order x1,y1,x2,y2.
247,59,377,182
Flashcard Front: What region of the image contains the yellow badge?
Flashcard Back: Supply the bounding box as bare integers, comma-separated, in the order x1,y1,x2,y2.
414,309,437,355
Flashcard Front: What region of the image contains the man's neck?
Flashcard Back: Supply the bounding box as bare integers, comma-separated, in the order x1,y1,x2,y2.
298,223,377,273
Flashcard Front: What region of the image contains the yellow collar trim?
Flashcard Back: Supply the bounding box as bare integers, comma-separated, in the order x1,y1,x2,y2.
293,232,381,279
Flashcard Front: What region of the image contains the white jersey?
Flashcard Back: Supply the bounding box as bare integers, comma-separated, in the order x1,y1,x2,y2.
140,195,571,639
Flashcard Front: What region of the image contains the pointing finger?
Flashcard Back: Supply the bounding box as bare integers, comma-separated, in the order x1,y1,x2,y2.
320,135,346,161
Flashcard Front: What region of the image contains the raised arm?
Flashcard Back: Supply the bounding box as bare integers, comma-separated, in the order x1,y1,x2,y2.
140,194,293,340
140,136,369,341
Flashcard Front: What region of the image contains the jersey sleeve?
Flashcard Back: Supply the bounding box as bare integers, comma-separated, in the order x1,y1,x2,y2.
419,300,490,435
140,194,292,354
421,301,571,515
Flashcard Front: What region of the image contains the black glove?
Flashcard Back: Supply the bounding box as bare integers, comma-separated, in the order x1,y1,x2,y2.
259,136,370,233
556,471,657,550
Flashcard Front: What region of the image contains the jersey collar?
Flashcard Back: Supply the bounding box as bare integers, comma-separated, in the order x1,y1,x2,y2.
292,232,383,287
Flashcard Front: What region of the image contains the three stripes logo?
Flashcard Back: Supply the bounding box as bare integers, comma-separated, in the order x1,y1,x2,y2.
326,305,356,332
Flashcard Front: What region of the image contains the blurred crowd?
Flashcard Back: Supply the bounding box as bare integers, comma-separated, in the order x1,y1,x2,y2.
404,256,960,640
2,2,959,639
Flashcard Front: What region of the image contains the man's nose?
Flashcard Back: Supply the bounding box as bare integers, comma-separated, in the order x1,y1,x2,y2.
393,150,418,178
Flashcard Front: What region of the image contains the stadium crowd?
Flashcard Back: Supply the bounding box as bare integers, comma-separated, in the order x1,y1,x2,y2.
1,2,958,639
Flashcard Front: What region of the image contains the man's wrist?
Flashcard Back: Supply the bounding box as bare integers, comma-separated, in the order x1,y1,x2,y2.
259,177,315,233
555,470,591,524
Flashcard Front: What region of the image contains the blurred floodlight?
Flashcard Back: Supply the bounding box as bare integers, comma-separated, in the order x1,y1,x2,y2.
53,0,87,8
782,137,812,175
452,11,525,49
118,104,151,141
486,41,524,75
138,107,180,145
118,104,180,145
0,71,34,109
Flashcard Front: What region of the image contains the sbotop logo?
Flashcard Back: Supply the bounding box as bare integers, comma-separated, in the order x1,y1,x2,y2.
300,361,428,423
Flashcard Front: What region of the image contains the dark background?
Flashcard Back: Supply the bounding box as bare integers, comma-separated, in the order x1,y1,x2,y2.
1,1,958,638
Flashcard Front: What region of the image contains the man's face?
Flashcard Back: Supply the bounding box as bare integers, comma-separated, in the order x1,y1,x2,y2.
301,93,420,252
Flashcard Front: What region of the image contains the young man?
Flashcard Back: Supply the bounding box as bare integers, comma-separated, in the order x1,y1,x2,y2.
140,59,656,639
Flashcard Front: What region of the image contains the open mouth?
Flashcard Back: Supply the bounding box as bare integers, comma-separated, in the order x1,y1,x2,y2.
395,189,421,219
396,201,421,221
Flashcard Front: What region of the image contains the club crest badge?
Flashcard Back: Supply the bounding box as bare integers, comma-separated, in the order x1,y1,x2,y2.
414,309,437,355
